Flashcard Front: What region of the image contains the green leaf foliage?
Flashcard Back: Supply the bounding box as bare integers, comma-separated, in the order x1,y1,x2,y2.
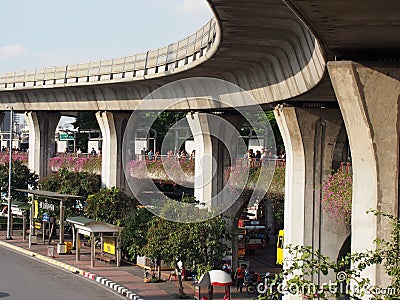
39,168,101,218
119,207,153,261
39,168,101,198
148,111,186,152
0,160,38,202
84,187,137,226
83,186,152,262
265,110,283,151
258,211,400,300
71,112,100,153
143,202,231,270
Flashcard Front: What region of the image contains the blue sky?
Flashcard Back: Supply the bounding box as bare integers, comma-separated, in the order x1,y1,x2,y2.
0,0,212,73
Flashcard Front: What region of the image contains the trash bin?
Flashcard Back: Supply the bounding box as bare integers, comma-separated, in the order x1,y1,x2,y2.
65,242,73,254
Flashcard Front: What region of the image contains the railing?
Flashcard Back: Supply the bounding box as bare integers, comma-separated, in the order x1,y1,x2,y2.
133,155,286,168
235,157,286,168
134,154,194,161
0,19,217,90
48,153,286,178
56,152,101,158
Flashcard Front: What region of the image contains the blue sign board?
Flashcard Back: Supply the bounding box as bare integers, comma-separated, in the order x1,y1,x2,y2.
42,213,50,222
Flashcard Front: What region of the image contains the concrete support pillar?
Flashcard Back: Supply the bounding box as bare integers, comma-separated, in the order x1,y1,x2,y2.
328,61,400,287
0,112,6,152
186,112,243,208
186,112,220,208
187,111,248,270
274,105,347,281
25,112,60,178
0,112,5,128
96,111,131,189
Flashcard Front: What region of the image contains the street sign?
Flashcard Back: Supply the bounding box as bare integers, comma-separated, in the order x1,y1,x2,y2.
42,213,50,222
103,237,116,255
59,133,74,141
39,201,55,211
11,207,23,216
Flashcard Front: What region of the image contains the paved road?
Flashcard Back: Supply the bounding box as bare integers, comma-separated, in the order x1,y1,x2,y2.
0,245,125,300
245,245,282,276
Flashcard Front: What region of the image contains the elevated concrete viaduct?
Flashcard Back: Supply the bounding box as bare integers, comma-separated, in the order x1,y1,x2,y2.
0,1,399,295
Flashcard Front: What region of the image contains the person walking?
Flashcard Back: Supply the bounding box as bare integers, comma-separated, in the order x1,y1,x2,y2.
148,149,154,161
235,264,246,293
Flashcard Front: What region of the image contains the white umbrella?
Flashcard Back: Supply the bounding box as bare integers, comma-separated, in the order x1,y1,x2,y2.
197,270,232,287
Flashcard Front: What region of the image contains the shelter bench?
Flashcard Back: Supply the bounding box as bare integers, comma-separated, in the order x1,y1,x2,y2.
95,253,116,264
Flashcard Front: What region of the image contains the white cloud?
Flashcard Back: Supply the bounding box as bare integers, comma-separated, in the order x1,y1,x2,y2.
176,0,209,15
0,44,27,59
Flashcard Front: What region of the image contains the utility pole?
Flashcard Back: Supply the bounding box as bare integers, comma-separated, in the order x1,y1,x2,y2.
6,106,13,240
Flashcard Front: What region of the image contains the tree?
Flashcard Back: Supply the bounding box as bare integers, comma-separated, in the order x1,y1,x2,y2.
119,207,153,261
143,201,230,297
72,112,100,153
72,112,100,130
260,211,400,300
84,187,136,226
238,110,284,153
39,168,101,198
266,166,285,230
265,110,283,152
39,168,101,218
0,160,38,202
148,111,186,152
84,188,150,263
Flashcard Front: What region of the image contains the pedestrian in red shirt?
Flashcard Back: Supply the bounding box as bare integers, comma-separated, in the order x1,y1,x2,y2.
235,264,246,292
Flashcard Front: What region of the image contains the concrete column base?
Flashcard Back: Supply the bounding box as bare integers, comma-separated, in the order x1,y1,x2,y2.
274,105,348,282
328,61,400,287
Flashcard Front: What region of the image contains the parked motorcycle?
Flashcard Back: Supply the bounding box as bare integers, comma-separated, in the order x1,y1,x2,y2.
243,270,262,294
256,272,281,299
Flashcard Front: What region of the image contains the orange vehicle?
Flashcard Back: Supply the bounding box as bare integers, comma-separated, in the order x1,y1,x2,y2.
238,219,267,256
238,227,246,258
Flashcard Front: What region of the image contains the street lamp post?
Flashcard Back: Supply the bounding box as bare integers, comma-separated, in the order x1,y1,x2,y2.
6,106,13,240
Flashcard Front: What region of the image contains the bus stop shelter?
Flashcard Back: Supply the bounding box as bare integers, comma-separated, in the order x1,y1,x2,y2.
1,200,29,240
66,216,122,267
16,189,84,251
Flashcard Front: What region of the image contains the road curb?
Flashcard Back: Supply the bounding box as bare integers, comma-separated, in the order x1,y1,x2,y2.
0,241,144,300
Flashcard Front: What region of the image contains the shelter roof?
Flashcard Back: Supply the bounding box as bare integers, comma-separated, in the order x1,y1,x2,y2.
16,189,84,201
67,216,122,233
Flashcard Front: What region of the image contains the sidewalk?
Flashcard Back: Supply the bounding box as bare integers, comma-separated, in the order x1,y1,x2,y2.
0,230,256,300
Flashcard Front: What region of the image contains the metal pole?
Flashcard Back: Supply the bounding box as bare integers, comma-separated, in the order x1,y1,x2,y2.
6,107,13,240
22,211,26,240
76,229,80,261
91,232,95,268
59,198,64,245
73,132,76,153
29,203,32,249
